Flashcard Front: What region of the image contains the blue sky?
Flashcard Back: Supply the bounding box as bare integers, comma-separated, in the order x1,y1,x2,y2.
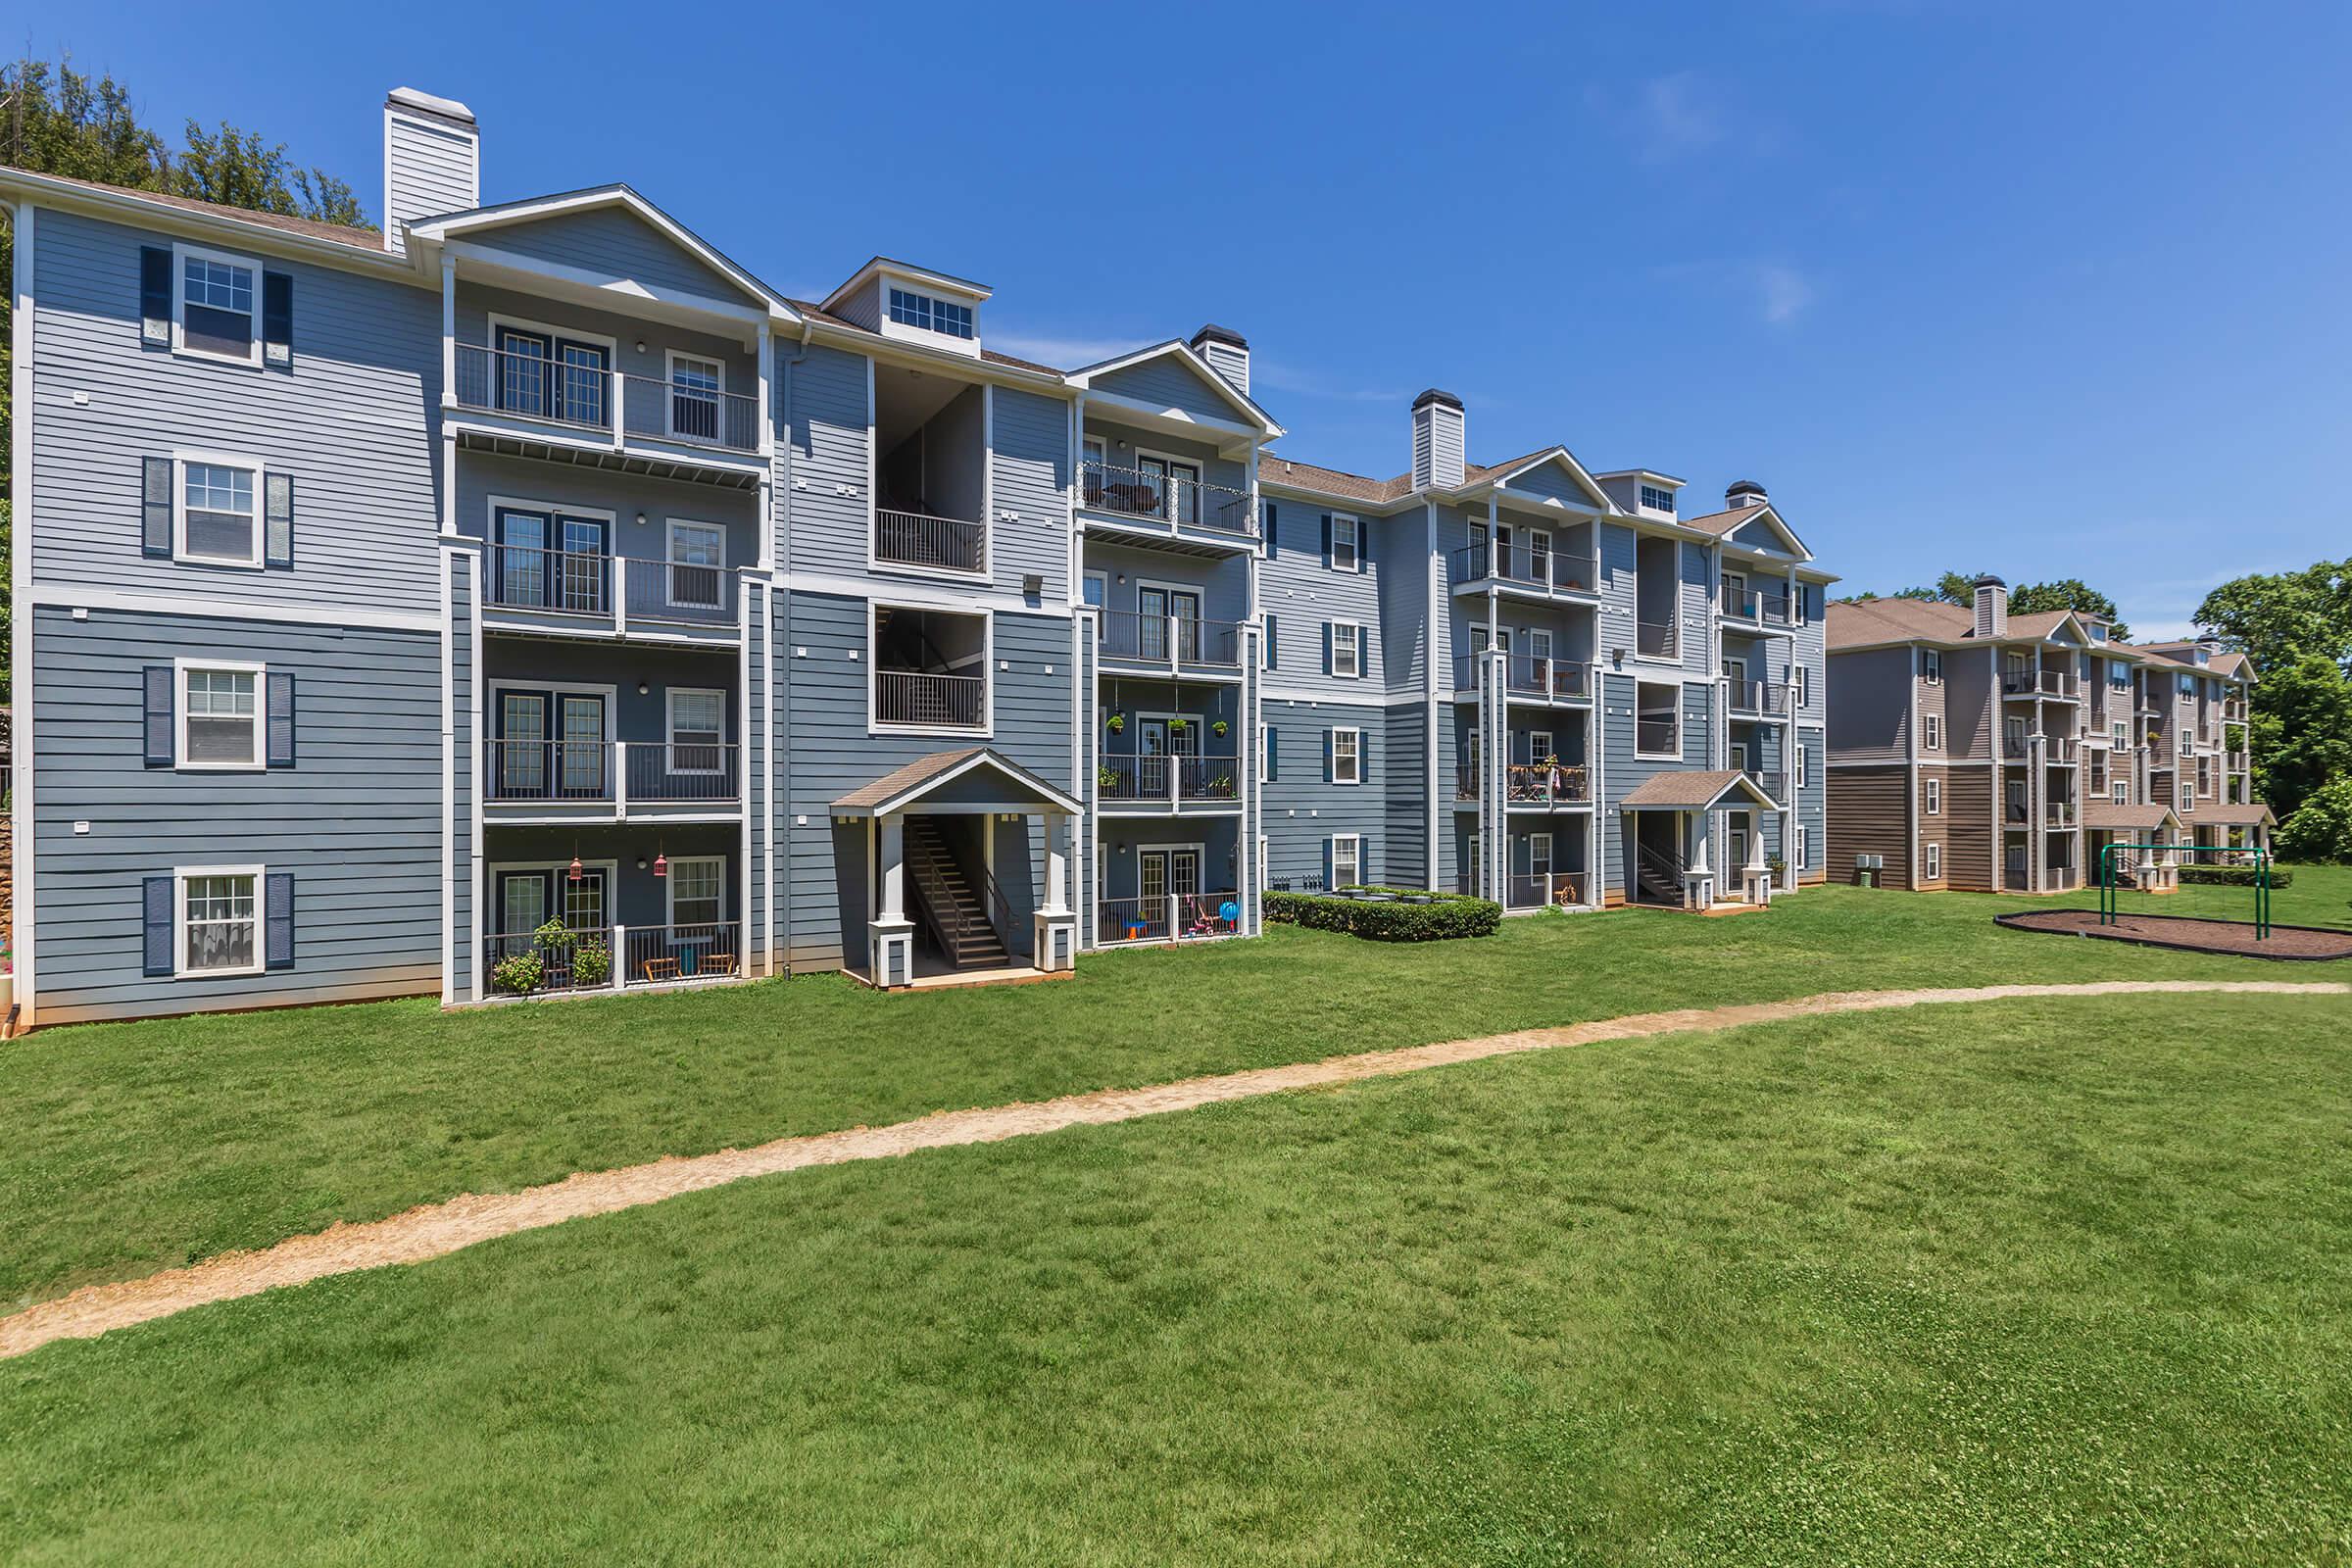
31,0,2352,634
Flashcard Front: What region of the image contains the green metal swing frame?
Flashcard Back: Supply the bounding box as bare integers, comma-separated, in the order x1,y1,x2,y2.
2096,840,2270,940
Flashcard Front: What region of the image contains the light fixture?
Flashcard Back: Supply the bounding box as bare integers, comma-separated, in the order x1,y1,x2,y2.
635,512,648,526
635,858,649,871
635,340,647,354
653,846,668,879
567,852,584,883
637,681,650,696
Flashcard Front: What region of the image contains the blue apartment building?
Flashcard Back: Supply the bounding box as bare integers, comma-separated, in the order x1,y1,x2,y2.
3,87,1832,1027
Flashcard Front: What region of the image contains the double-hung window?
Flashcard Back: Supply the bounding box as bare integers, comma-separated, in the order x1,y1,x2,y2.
1795,742,1810,789
1332,727,1361,785
1330,514,1360,572
1925,843,1941,880
1331,621,1362,678
1923,649,1941,683
179,868,260,975
668,857,725,929
178,457,262,566
1926,777,1941,815
668,354,725,443
2113,781,2128,806
1330,834,1362,889
1924,713,1942,751
179,662,263,768
1792,665,1810,710
667,688,727,775
175,247,259,364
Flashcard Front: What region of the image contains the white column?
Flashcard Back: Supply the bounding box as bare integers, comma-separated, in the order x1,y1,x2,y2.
879,813,905,921
1043,812,1070,913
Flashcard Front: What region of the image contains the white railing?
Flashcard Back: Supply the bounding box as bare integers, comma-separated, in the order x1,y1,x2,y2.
453,343,760,457
1080,461,1255,539
1449,542,1601,594
1097,892,1243,944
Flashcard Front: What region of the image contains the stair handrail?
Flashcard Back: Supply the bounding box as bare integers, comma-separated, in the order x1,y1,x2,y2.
1635,840,1688,896
905,823,1013,966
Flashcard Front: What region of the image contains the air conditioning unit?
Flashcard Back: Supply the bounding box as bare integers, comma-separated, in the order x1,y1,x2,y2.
1855,854,1884,870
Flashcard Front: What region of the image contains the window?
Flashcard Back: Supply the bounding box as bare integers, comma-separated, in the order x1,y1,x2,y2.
667,354,724,442
667,688,726,772
1923,649,1941,684
1331,514,1360,572
666,519,727,610
178,662,262,768
1795,742,1809,789
1639,483,1675,514
1792,665,1810,709
1331,834,1362,889
1264,615,1278,670
1926,777,1941,815
1925,843,1941,880
888,286,974,339
175,246,258,363
1924,713,1941,751
2113,721,2129,747
1331,621,1362,679
178,868,260,975
2112,782,2128,806
1332,727,1361,785
667,857,725,928
177,457,261,566
1635,681,1680,757
1793,825,1809,871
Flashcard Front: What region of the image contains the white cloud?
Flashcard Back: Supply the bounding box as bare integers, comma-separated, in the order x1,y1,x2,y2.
1653,258,1817,325
1253,360,1407,404
1628,72,1723,162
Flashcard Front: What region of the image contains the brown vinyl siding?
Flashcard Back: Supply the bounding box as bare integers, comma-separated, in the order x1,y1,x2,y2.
1942,764,1996,892
1916,765,1948,887
1827,764,1911,887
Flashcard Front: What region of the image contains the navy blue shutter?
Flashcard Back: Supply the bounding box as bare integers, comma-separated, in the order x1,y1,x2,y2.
139,247,172,347
266,671,297,767
262,272,292,368
1320,513,1332,566
1324,728,1335,783
265,873,296,969
142,877,174,975
264,472,293,567
1265,728,1278,782
142,457,172,558
1322,837,1336,891
143,666,175,766
1322,622,1333,676
1265,615,1277,670
1263,502,1276,557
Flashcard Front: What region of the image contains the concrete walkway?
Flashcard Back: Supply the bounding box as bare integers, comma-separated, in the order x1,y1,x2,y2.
3,979,2341,1359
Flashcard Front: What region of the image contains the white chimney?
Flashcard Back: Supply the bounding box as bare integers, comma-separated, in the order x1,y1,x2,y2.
1190,324,1250,397
1412,389,1466,491
1973,574,2008,639
382,87,480,255
1725,479,1768,511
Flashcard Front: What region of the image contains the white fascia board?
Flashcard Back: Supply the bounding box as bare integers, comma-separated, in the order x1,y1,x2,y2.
0,170,428,284
822,257,994,312
1481,447,1616,512
803,320,1070,395
448,239,764,328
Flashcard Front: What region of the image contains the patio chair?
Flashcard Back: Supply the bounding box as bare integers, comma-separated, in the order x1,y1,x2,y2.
639,956,681,984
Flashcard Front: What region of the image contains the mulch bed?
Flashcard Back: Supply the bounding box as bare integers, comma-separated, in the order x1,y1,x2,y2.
1995,908,2352,961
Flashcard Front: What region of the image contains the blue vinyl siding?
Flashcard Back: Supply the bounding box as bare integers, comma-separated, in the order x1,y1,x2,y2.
472,206,749,303
1260,696,1389,888
1090,351,1245,427
782,344,872,573
29,604,442,1023
989,384,1072,601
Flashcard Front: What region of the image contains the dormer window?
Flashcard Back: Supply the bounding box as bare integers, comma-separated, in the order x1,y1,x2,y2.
888,287,973,340
1639,484,1675,514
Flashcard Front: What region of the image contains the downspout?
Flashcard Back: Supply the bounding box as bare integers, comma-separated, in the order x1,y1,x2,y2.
768,318,811,973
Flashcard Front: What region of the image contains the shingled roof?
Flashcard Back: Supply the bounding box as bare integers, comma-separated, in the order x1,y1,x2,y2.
1617,770,1778,810
8,168,384,249
1826,597,2078,650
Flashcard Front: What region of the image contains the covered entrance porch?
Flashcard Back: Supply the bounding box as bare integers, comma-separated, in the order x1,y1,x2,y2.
1617,770,1780,910
832,748,1081,990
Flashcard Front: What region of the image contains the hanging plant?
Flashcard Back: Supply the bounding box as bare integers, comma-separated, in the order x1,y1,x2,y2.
1210,719,1229,738
1167,717,1189,735
1105,712,1125,733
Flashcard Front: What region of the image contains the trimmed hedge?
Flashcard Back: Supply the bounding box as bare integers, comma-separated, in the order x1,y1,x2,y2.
2177,864,2292,888
1264,887,1501,942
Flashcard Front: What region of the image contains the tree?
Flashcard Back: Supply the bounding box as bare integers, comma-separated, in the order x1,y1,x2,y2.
2275,774,2352,865
2192,561,2352,674
2192,562,2352,821
2005,578,2129,639
172,120,371,229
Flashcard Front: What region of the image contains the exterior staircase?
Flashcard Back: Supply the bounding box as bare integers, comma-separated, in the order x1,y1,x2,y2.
905,815,1011,970
1634,842,1688,907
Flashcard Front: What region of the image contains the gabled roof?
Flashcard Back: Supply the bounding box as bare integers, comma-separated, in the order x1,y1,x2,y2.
1681,500,1814,563
1469,446,1615,512
1827,598,2081,651
2133,641,2255,681
819,256,992,314
2179,802,2276,827
1619,769,1779,811
2082,802,2180,832
830,747,1081,817
406,184,799,320
1066,340,1284,437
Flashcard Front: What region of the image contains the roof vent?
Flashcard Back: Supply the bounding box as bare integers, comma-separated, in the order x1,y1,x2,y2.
1725,479,1768,510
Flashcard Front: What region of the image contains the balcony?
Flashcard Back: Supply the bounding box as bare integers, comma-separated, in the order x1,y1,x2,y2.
1096,754,1244,813
482,547,743,643
1744,768,1787,805
1079,460,1254,553
1504,872,1588,910
1449,541,1601,598
482,740,741,820
2047,736,2079,765
1636,617,1679,662
482,920,745,997
874,510,987,577
1098,891,1244,945
1098,611,1246,674
1720,586,1794,629
876,670,986,731
450,344,762,485
2001,668,2076,699
1726,680,1790,718
1508,761,1591,807
1455,654,1594,704
2045,801,2077,828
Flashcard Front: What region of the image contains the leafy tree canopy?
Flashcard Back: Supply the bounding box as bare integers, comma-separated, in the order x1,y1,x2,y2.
1843,571,2130,638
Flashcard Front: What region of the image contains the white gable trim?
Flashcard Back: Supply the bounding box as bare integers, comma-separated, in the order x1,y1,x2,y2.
1066,341,1283,438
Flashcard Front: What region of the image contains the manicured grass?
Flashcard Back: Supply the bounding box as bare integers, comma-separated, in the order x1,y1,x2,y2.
3,869,2347,1310
5,991,2349,1563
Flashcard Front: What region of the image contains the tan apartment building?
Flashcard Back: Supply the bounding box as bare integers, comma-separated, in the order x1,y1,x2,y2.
1825,576,2271,894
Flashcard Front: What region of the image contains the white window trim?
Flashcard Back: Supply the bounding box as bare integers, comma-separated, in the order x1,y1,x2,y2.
486,681,620,742
664,855,727,929
1634,680,1682,760
868,600,994,738
1795,741,1810,789
1925,777,1941,815
1329,833,1363,889
1330,513,1362,573
1332,725,1363,785
664,516,729,610
1793,824,1809,871
663,349,728,442
174,863,266,977
1330,619,1364,680
665,686,728,774
1923,713,1942,751
172,656,267,771
1923,649,1942,684
1925,843,1941,880
172,450,266,570
171,241,263,368
488,859,622,936
1793,665,1810,709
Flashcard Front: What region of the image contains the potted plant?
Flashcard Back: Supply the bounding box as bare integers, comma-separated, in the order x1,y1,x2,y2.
1211,719,1230,738
1105,712,1125,734
1098,763,1122,790
491,948,545,996
572,938,612,988
1167,717,1188,735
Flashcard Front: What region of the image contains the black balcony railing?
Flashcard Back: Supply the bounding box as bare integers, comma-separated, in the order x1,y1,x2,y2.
619,373,759,453
876,670,986,729
1506,762,1590,806
486,739,613,802
1098,611,1244,667
874,510,987,574
624,743,741,803
623,922,741,985
622,558,736,626
487,545,612,614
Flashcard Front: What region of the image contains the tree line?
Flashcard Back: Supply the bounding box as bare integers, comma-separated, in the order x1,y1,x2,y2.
0,57,372,683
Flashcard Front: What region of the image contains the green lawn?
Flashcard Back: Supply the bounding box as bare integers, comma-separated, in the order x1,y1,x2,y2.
5,989,2349,1564
3,869,2347,1311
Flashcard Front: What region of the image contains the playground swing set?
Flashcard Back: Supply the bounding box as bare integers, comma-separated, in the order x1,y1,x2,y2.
2096,841,2272,940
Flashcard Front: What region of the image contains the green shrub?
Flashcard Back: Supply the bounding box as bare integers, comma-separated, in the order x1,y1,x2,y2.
2278,775,2352,864
1264,888,1500,942
2177,863,2294,888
